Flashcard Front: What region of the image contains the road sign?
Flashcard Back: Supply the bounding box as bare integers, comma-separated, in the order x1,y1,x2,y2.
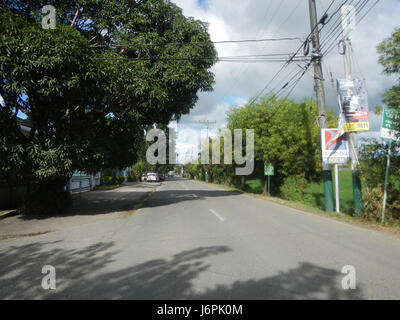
381,108,400,141
321,129,349,165
264,162,274,176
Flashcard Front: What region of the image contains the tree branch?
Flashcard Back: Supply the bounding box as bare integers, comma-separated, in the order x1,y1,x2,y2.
70,4,81,27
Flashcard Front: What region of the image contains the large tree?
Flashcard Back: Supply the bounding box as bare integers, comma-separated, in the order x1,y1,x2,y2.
377,27,400,130
0,1,217,213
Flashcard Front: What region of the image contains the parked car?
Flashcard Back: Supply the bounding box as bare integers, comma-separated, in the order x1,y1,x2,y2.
146,172,159,182
140,174,147,182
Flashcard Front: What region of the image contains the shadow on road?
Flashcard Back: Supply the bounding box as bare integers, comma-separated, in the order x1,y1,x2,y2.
142,190,242,209
18,183,155,220
0,240,364,299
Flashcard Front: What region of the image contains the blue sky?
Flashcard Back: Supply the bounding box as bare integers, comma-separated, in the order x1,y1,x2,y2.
197,0,209,10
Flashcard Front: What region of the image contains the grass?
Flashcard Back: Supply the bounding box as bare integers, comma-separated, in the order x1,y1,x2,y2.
245,170,355,214
305,170,354,215
245,179,264,194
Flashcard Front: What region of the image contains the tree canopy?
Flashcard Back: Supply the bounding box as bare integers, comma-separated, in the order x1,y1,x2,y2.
227,96,336,185
0,0,217,213
377,27,400,120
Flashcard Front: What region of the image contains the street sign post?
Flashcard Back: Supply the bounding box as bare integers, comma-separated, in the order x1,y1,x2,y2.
264,162,274,196
321,129,350,214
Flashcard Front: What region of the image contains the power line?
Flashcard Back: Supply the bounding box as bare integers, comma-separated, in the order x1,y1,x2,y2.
225,0,300,98
320,0,366,54
92,55,310,63
321,0,380,57
92,36,304,49
245,0,338,106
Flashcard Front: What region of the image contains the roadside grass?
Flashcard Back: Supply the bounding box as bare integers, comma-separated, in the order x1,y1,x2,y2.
245,179,264,194
305,170,354,215
245,170,355,214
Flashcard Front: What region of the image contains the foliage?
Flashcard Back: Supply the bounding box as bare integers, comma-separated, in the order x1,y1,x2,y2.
227,96,336,188
0,1,216,214
359,140,400,222
116,176,124,184
103,176,113,185
280,174,312,203
377,27,400,128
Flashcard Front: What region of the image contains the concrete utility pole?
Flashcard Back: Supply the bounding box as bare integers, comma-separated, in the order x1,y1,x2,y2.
308,0,334,212
341,5,363,215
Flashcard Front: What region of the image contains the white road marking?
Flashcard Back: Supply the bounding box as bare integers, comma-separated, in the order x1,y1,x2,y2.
210,209,225,222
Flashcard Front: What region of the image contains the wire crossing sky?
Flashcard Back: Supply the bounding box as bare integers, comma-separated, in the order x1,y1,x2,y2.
166,0,398,164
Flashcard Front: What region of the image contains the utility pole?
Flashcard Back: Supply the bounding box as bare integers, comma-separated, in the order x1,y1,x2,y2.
308,0,334,212
341,5,363,215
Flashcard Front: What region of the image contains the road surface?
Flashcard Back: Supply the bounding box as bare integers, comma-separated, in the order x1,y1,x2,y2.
1,178,400,299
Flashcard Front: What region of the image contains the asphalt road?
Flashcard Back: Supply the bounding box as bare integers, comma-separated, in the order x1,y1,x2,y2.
1,178,400,299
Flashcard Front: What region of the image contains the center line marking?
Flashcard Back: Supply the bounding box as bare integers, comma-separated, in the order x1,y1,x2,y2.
210,209,225,222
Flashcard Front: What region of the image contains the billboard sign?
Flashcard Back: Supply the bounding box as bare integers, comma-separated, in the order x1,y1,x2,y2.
337,78,370,132
321,129,350,165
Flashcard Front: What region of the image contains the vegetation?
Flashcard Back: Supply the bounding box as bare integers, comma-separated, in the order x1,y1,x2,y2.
377,27,400,123
0,1,217,214
182,27,400,226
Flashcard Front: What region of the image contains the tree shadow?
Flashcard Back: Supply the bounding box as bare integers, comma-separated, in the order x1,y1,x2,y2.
0,241,364,300
142,189,243,209
18,184,155,220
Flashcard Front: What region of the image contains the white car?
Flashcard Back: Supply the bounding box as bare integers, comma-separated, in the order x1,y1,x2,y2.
146,173,159,182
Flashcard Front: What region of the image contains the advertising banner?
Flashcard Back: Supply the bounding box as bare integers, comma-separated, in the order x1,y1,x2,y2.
337,78,370,132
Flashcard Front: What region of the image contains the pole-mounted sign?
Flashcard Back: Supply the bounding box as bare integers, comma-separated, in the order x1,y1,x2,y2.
264,162,274,196
337,78,370,133
321,129,350,165
381,108,400,141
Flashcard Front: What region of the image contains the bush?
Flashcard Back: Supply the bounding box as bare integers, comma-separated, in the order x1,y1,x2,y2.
280,174,311,203
362,185,384,222
116,176,124,184
127,175,135,182
104,176,113,185
359,140,400,223
362,184,400,224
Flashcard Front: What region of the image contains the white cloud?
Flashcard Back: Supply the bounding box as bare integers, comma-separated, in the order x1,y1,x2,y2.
172,0,400,156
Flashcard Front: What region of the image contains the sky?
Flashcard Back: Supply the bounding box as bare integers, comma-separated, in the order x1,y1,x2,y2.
170,0,400,164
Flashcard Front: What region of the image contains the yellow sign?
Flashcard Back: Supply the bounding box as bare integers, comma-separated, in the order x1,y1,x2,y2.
343,122,370,132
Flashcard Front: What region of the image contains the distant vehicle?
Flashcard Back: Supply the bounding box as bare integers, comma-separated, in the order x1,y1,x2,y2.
146,172,159,182
140,174,147,182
